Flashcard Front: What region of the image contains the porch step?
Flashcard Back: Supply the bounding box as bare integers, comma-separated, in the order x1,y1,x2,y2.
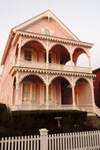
87,115,100,129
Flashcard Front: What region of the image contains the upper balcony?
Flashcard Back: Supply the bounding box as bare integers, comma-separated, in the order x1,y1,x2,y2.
17,59,92,73
12,40,92,74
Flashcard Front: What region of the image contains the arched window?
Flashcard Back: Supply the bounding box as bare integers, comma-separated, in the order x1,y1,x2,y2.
45,29,50,35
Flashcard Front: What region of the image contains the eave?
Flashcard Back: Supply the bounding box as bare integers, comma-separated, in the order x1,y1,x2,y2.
12,30,94,48
1,30,14,66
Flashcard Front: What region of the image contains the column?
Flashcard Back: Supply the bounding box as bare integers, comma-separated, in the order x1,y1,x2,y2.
70,53,73,67
91,86,95,106
72,85,76,108
88,55,92,68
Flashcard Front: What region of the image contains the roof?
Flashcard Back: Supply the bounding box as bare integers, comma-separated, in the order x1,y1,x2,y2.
1,9,93,65
93,68,100,73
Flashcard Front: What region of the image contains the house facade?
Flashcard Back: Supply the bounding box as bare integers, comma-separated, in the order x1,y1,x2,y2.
0,10,99,116
93,68,100,108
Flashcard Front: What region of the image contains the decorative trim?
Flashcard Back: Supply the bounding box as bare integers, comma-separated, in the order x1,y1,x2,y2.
12,30,93,48
12,66,95,78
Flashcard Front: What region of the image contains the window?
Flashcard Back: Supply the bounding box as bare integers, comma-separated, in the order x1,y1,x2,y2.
25,51,31,61
45,29,50,36
23,84,30,101
23,83,36,101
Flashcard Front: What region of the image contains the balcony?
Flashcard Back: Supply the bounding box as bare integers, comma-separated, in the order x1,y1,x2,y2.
16,59,92,73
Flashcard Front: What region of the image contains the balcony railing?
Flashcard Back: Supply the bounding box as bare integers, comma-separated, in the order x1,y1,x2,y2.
10,104,94,114
16,60,92,73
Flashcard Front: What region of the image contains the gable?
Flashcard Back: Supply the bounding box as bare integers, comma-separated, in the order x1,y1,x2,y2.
12,10,79,41
21,17,74,40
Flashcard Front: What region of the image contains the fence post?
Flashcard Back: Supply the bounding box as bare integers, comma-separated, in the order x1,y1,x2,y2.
39,128,49,150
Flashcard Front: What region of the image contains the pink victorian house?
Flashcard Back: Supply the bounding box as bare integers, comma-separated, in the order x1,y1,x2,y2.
0,10,99,116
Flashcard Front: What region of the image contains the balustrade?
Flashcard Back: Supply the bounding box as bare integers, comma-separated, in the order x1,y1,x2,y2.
16,59,92,73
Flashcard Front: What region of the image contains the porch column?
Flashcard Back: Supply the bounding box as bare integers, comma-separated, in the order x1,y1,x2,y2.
72,85,76,107
88,55,92,68
46,84,49,106
91,85,95,106
70,53,73,67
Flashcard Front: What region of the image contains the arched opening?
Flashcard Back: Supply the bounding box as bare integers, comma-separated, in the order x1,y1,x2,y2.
13,77,16,105
49,45,70,65
21,75,46,105
73,48,89,67
21,41,46,63
76,53,89,67
75,78,92,106
49,77,72,105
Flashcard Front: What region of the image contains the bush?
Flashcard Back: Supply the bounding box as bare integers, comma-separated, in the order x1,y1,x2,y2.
0,103,7,113
0,109,97,138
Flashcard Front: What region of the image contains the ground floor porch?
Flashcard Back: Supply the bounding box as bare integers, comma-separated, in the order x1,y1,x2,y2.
10,73,96,114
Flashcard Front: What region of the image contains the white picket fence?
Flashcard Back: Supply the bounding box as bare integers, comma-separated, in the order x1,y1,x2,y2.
0,129,100,150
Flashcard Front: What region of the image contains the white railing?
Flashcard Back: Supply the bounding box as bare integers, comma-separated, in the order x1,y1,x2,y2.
17,60,92,73
0,129,100,150
77,104,94,113
10,104,94,112
94,105,100,117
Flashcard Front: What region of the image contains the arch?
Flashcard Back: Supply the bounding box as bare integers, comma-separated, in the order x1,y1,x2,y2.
49,76,72,105
74,77,91,87
21,38,47,51
21,74,46,104
49,44,70,65
73,47,89,66
19,73,46,85
49,75,72,86
72,46,88,55
49,42,70,53
75,78,92,106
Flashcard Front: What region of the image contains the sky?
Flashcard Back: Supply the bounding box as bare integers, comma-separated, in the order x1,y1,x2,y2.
0,0,100,74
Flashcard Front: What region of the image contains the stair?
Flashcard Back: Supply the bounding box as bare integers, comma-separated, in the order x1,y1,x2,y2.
87,115,100,129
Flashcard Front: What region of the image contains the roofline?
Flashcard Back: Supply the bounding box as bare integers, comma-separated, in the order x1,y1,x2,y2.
1,30,14,65
93,68,100,73
12,9,79,41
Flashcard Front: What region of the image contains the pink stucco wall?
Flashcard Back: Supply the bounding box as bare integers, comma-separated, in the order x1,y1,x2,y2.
25,17,72,39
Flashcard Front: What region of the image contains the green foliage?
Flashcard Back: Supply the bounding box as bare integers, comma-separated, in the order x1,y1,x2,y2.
0,103,7,113
0,109,97,138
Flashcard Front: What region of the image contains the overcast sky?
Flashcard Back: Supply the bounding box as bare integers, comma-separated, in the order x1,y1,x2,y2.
0,0,100,73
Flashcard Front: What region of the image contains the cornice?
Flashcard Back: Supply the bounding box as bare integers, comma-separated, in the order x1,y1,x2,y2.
11,66,96,78
12,30,94,48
